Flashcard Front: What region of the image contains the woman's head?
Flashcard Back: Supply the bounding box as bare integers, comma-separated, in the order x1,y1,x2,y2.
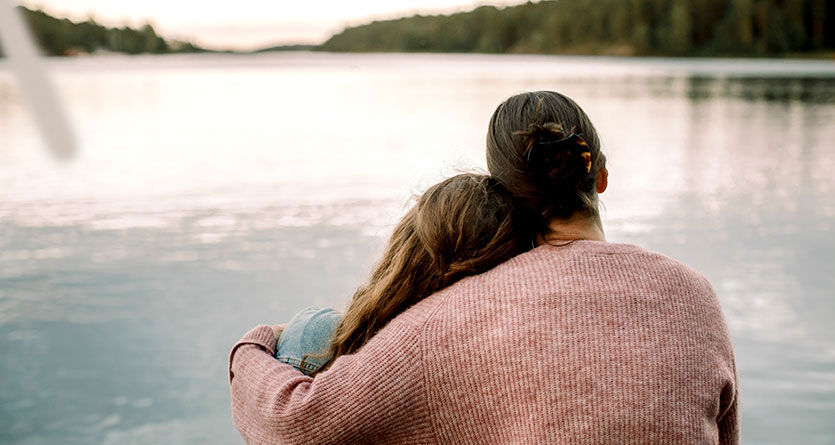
311,173,526,374
486,91,607,237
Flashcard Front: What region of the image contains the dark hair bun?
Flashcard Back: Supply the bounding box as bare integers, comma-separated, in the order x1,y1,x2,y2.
514,122,595,213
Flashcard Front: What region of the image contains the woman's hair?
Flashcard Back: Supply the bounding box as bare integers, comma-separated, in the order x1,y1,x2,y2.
486,91,607,237
309,173,527,375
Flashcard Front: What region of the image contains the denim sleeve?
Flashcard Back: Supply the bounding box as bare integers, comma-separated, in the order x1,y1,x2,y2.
275,307,342,375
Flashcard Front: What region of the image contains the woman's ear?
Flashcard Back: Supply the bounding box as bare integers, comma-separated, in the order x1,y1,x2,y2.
596,167,608,194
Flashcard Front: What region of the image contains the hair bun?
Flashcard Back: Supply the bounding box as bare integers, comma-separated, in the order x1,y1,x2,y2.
517,122,567,145
515,122,591,192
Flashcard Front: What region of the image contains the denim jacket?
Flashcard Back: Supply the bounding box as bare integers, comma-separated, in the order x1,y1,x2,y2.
275,307,341,375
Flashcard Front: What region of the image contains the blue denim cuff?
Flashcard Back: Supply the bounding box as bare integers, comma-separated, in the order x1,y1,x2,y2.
275,307,342,375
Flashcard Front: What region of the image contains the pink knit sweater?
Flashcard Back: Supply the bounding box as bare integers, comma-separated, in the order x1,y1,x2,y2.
229,241,738,444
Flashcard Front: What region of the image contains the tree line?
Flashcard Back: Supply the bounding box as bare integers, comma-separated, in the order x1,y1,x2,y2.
4,2,833,58
320,0,835,56
1,6,205,56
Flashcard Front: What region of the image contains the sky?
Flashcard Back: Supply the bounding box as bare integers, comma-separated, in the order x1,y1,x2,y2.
18,0,530,50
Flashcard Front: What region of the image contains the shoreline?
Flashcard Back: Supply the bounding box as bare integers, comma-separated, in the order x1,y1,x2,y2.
5,49,834,62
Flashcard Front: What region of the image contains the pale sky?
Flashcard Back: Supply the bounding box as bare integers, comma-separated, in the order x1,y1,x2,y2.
18,0,530,50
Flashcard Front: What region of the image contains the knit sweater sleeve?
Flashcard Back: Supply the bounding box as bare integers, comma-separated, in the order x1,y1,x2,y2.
717,356,740,444
228,314,434,444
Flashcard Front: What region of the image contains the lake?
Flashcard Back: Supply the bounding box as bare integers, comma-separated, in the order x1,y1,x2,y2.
1,52,834,444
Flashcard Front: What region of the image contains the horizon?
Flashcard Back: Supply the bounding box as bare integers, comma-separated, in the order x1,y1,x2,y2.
17,0,530,51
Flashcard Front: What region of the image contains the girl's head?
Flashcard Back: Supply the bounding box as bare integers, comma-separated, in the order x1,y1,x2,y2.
311,173,526,374
486,91,608,237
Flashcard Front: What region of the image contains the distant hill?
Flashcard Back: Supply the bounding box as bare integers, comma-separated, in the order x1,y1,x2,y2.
320,0,835,57
5,6,206,56
6,1,834,58
254,44,316,53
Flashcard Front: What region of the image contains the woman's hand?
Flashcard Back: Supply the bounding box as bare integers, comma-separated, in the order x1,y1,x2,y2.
271,324,286,342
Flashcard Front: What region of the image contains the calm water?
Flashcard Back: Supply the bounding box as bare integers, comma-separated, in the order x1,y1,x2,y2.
1,53,834,444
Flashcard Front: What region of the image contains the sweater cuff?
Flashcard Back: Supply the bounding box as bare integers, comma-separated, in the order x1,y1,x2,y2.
228,325,277,381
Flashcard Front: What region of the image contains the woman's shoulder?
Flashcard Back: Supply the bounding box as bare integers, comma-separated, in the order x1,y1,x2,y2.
415,240,725,348
432,240,716,302
534,240,712,285
580,241,715,294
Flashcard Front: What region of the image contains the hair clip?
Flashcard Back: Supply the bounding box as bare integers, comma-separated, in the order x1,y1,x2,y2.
580,152,592,173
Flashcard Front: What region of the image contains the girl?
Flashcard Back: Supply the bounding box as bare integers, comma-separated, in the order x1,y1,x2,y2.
275,173,530,376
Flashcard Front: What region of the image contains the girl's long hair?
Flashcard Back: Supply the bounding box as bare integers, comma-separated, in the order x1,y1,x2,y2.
310,173,527,375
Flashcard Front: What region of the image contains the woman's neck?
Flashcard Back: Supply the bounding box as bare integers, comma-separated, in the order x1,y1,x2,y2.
537,213,606,245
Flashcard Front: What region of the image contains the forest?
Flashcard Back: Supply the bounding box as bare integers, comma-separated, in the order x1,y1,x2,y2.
320,0,835,56
2,6,205,56
4,1,833,57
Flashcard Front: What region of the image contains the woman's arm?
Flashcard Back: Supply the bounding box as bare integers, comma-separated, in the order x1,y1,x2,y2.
229,315,435,444
717,358,739,445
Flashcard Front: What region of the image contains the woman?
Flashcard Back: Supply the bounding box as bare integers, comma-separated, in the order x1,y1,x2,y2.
274,173,528,376
229,91,738,444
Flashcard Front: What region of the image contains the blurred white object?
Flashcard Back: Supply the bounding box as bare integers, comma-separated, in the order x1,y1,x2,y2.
0,0,77,160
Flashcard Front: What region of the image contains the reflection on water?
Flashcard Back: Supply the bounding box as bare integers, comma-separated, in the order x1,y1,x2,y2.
689,76,835,103
1,53,834,444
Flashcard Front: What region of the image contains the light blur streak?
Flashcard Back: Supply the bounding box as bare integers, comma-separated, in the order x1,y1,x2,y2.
0,0,77,160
